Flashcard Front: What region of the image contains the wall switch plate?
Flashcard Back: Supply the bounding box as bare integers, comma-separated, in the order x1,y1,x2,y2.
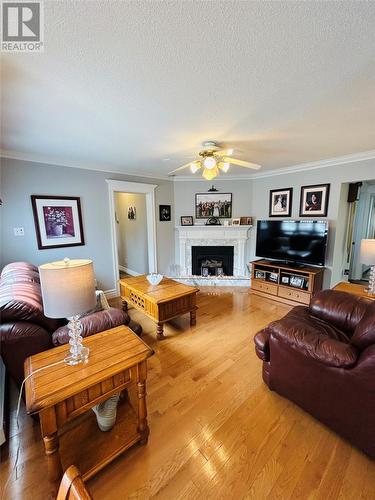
14,227,25,236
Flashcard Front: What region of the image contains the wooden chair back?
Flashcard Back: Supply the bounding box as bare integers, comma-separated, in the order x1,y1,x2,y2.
57,466,93,500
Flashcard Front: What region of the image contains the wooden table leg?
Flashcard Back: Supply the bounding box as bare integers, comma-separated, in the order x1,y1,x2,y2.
40,408,63,497
122,300,128,312
190,309,197,326
156,322,165,340
137,361,150,444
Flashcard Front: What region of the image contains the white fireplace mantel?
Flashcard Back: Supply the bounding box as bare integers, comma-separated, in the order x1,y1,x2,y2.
175,225,252,279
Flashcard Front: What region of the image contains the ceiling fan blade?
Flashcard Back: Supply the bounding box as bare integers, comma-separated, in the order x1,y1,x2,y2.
222,157,261,170
214,148,234,157
168,161,199,175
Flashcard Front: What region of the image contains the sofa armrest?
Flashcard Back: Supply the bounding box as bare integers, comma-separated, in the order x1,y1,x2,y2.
310,290,370,335
254,329,270,361
52,308,141,346
0,322,52,387
272,321,358,368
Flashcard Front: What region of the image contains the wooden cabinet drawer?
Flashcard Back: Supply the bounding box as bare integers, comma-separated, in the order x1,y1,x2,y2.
278,287,310,304
252,280,278,296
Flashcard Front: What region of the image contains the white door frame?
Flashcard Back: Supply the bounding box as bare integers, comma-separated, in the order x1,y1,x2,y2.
106,179,158,296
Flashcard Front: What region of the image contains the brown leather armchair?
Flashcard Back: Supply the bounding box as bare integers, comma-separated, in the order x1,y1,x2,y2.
0,262,142,388
254,289,375,459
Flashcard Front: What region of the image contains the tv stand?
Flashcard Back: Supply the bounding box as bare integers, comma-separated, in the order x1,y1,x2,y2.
250,259,325,306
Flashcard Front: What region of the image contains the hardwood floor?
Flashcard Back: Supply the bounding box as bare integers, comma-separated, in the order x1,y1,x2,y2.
1,287,375,499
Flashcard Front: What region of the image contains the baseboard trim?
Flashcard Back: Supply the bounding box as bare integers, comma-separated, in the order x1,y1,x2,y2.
104,288,118,299
119,265,141,277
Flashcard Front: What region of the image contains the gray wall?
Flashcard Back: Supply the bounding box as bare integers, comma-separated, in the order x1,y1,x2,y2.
115,192,148,275
250,158,375,287
0,158,174,292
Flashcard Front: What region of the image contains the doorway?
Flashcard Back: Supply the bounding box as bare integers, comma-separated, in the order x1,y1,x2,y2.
348,180,375,283
115,192,149,278
107,180,157,296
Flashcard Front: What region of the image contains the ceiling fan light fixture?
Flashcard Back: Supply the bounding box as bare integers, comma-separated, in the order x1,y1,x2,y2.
220,162,230,173
202,166,218,180
190,162,201,173
203,156,217,169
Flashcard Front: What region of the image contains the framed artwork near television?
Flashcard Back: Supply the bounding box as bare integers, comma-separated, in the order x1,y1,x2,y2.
195,192,232,219
300,183,330,217
269,188,293,217
31,195,85,250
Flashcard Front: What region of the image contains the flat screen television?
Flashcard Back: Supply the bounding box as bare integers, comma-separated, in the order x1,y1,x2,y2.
256,220,328,267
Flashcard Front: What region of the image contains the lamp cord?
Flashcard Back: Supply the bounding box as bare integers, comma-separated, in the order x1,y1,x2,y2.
2,360,65,500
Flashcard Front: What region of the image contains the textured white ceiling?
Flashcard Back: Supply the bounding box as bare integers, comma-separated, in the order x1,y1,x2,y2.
1,0,375,178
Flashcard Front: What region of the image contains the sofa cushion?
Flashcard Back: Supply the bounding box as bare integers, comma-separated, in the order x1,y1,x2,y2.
310,290,370,334
52,308,129,346
351,301,375,350
269,312,358,368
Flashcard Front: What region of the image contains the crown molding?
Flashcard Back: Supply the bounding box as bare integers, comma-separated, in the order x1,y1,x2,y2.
0,149,170,181
2,148,374,182
172,150,375,181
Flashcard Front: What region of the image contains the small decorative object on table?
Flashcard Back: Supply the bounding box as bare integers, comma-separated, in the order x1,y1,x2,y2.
146,273,163,286
181,216,193,226
360,239,375,295
232,218,240,226
39,258,96,365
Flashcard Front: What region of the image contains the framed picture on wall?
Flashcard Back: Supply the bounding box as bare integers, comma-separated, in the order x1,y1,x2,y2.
159,205,171,221
269,188,293,217
181,216,193,226
31,195,85,250
299,184,330,217
195,192,232,219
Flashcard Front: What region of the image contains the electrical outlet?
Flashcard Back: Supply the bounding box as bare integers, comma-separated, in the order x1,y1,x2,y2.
13,227,25,236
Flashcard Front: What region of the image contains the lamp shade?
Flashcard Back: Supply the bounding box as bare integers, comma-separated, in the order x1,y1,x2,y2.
359,239,375,265
39,259,96,318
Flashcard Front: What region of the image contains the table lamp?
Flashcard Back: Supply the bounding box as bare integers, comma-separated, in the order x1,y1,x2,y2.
359,239,375,296
39,258,96,365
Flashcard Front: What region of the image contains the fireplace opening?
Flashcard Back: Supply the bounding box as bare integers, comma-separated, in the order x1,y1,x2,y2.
192,246,234,276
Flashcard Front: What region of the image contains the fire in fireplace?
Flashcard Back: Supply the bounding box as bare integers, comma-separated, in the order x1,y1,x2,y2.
192,246,234,276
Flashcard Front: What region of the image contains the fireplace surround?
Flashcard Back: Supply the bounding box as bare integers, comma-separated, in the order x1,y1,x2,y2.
175,225,252,285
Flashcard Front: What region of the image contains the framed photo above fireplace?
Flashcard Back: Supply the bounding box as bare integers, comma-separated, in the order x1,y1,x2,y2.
31,195,85,250
195,192,232,219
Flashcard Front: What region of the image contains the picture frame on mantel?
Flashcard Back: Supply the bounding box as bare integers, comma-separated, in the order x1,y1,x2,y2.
31,195,85,250
181,216,194,226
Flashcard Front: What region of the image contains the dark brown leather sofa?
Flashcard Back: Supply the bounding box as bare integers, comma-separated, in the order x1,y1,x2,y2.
254,289,375,459
0,262,142,388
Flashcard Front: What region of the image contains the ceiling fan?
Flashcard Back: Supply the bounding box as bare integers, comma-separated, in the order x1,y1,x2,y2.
168,141,261,180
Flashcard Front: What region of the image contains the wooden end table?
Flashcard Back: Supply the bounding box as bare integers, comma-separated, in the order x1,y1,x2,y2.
24,326,154,497
333,281,375,300
119,275,199,339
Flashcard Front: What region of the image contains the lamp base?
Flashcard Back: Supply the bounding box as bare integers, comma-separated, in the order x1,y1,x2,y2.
64,315,90,366
64,346,90,366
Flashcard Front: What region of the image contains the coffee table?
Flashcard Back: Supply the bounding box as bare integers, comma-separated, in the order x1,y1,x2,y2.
24,326,154,497
119,275,199,339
